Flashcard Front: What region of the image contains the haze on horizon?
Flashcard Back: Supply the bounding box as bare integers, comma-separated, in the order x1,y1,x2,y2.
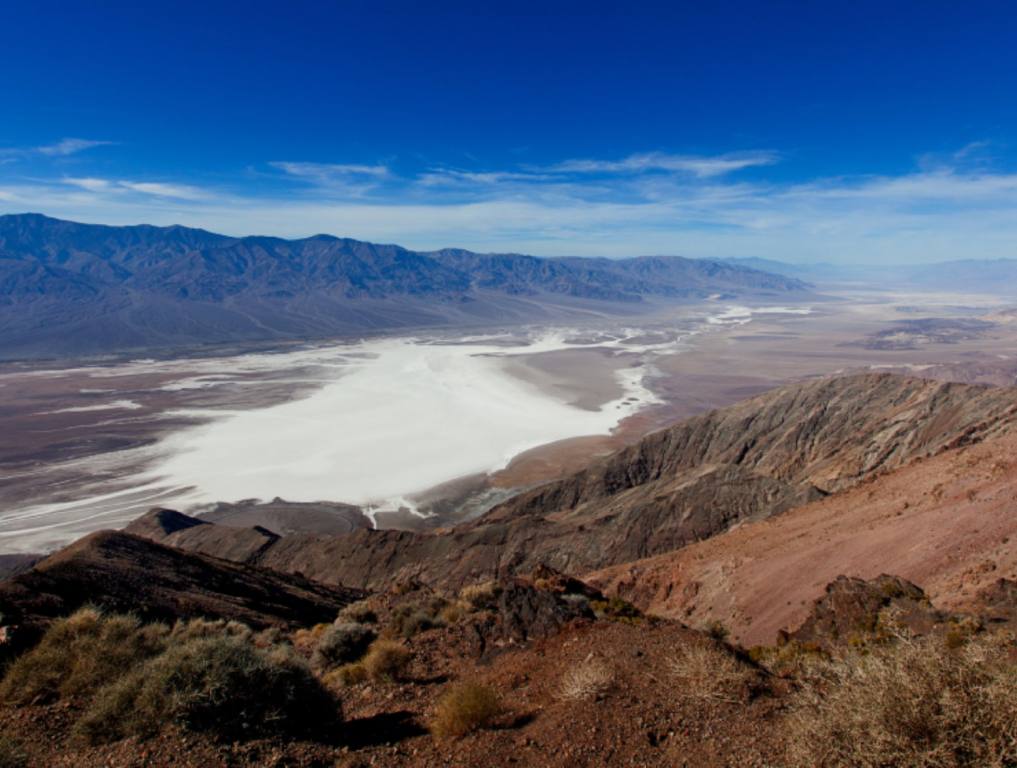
2,1,1017,264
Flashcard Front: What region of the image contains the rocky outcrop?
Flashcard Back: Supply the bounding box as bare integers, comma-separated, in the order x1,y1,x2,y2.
786,575,942,647
131,373,1017,593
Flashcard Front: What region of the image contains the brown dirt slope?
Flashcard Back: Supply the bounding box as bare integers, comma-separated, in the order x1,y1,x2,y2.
131,373,1017,591
588,431,1017,646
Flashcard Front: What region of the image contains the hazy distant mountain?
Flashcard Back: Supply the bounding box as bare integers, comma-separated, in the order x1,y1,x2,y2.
0,213,809,358
726,256,1017,295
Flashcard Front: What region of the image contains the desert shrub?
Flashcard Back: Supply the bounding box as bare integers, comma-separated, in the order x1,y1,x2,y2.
361,640,412,682
324,662,368,688
429,681,502,739
170,617,252,642
0,607,167,705
0,734,26,768
785,634,1017,767
668,642,759,704
459,581,502,610
338,602,378,625
590,596,642,623
74,636,338,744
386,601,447,639
313,622,376,668
703,620,730,642
251,626,286,649
748,641,827,677
557,655,614,701
438,600,471,624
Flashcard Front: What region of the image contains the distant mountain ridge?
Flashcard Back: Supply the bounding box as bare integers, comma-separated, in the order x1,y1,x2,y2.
0,213,808,358
726,255,1017,294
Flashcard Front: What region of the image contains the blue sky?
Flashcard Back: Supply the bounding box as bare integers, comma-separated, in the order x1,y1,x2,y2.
2,1,1017,263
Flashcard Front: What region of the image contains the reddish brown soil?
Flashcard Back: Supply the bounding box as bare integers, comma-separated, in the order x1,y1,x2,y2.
588,432,1017,647
0,618,787,768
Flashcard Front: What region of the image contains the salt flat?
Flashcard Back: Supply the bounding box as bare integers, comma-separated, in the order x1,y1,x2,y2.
149,331,662,520
0,304,824,552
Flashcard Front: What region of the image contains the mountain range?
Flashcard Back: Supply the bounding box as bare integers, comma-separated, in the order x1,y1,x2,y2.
0,213,808,358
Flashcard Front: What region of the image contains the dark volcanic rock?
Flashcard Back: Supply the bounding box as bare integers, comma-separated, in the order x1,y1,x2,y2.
787,574,941,647
488,580,595,643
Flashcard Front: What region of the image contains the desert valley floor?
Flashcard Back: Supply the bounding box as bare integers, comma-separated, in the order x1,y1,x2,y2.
2,288,1016,557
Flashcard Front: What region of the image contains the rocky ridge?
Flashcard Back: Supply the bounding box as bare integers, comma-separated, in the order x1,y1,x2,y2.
129,373,1017,593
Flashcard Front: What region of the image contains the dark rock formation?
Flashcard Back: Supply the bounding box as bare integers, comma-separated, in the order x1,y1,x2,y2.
787,574,941,647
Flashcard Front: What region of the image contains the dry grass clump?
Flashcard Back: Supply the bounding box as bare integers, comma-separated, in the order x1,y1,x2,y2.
557,655,614,701
338,601,378,625
590,596,643,623
668,642,759,704
324,661,369,688
361,639,412,682
438,599,472,625
429,681,502,739
385,598,449,639
0,734,26,768
0,607,167,704
313,622,376,668
74,635,338,744
459,581,502,610
785,633,1017,767
169,617,251,642
291,622,332,654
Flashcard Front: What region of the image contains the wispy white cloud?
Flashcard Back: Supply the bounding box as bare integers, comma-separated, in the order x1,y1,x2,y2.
62,177,114,191
545,150,780,177
36,138,114,157
116,181,209,200
417,168,554,186
271,161,391,180
59,177,210,200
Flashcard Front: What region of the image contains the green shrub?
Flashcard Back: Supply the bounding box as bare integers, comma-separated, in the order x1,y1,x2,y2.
0,607,167,704
314,622,376,668
74,636,339,744
361,640,411,682
429,681,502,739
